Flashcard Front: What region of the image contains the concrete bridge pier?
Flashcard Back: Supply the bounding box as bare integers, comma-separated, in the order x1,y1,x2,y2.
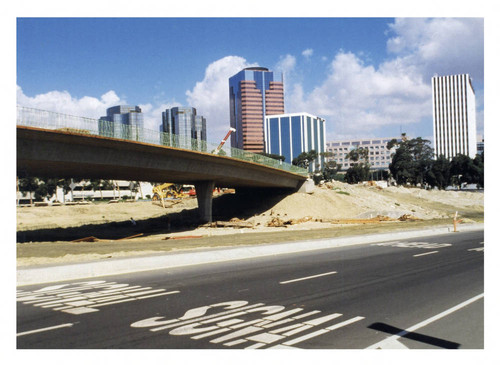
194,180,215,223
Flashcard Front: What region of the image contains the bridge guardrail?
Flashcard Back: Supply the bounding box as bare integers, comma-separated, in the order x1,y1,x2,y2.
16,106,309,176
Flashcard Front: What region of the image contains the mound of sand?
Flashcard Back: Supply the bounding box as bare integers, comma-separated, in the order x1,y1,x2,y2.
240,181,483,227
17,181,483,233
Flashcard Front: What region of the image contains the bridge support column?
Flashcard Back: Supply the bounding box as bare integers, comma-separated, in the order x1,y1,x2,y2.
195,180,215,223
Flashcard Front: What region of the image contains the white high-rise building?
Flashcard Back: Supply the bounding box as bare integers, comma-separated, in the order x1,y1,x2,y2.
432,74,477,159
264,112,326,172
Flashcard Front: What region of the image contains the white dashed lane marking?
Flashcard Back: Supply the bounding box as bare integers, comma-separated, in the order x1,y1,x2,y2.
17,323,75,337
279,271,338,284
413,251,439,257
468,247,484,252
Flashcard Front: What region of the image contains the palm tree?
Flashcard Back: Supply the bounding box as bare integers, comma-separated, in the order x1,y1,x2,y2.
18,177,39,205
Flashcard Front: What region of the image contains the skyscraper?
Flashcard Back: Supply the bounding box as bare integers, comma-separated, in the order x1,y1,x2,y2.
229,67,285,152
193,115,207,142
432,74,477,159
99,105,144,140
161,107,206,148
264,112,326,172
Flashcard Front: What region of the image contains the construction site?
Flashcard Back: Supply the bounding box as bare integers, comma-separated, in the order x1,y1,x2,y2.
16,180,484,267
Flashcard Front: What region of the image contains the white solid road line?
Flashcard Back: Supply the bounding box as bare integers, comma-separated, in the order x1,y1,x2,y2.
17,323,75,337
413,251,439,257
366,293,484,349
279,271,338,285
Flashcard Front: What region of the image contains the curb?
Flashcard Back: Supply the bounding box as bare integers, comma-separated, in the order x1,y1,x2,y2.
17,223,484,286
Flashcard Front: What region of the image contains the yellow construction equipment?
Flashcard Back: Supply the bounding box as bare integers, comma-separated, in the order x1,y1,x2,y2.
152,183,184,201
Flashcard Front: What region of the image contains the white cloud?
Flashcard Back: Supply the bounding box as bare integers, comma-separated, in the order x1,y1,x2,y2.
16,85,183,131
387,18,484,81
139,100,182,130
302,48,314,58
287,51,431,136
16,86,125,119
186,55,257,141
275,54,296,74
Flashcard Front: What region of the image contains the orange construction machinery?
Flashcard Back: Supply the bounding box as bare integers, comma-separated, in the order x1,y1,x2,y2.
213,127,236,155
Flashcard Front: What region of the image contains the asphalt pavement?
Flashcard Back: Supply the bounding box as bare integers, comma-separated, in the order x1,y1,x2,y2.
17,228,484,349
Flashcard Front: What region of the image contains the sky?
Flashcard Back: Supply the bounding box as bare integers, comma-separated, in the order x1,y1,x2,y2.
15,11,485,146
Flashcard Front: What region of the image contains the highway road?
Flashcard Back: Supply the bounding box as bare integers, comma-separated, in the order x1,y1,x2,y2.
17,229,484,349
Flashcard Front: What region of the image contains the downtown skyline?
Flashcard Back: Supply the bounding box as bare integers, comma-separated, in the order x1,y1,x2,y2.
16,17,484,146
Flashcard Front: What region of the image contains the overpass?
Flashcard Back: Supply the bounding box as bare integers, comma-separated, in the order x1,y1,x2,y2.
16,106,309,222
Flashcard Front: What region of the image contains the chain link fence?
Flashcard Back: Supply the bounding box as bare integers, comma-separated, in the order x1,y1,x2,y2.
17,106,308,176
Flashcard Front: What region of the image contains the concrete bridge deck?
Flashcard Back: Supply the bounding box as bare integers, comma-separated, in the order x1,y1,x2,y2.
17,126,309,222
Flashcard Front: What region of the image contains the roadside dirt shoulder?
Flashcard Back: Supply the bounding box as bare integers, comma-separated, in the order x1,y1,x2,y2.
17,182,483,267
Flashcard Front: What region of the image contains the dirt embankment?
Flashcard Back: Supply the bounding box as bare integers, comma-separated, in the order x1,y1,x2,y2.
16,181,484,266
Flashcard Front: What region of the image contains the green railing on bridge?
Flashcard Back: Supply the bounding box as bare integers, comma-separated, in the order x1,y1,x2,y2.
16,106,308,176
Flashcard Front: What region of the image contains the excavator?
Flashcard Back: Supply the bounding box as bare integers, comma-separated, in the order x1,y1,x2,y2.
151,183,184,201
152,128,234,205
212,127,235,155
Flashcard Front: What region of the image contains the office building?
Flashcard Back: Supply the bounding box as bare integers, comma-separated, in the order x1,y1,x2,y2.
160,107,207,148
193,115,207,142
265,113,326,172
229,67,284,152
99,105,144,140
432,74,477,159
325,137,402,170
476,134,484,155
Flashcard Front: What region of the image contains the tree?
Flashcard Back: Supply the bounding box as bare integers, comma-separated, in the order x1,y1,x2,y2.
90,179,103,199
450,154,475,187
345,164,370,184
292,150,318,171
44,179,59,198
473,152,484,188
343,147,370,184
18,177,39,204
319,152,340,182
34,178,59,202
450,153,484,188
57,178,73,203
389,137,434,186
19,177,65,203
321,151,335,160
258,152,285,162
346,147,369,164
322,162,341,182
386,138,399,151
426,155,452,189
34,182,48,201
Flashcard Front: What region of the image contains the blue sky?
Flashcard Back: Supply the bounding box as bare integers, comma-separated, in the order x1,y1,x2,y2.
16,16,484,144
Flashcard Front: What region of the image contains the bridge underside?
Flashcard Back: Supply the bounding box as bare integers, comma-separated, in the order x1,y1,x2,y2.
17,127,307,222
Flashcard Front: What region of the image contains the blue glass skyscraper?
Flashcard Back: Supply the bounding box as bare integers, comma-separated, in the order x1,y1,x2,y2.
161,107,207,149
98,105,144,140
